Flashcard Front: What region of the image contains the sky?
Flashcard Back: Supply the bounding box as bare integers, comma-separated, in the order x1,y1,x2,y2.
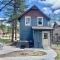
46,0,60,8
0,0,60,18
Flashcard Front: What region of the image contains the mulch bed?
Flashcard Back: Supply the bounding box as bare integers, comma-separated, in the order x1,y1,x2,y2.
0,50,46,58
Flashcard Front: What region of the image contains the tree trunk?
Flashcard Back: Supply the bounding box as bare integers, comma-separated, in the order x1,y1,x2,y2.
14,19,17,41
11,0,24,42
11,20,14,42
11,0,17,42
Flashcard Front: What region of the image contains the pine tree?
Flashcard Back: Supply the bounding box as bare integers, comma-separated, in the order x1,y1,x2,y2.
0,0,25,42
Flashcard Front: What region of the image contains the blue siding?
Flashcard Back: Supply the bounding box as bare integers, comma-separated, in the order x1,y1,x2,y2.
20,16,49,40
43,18,49,26
31,17,37,26
33,30,42,48
20,17,33,41
31,17,49,26
19,16,50,48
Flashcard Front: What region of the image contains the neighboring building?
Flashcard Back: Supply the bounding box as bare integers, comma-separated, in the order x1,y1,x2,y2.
53,22,60,43
18,3,53,48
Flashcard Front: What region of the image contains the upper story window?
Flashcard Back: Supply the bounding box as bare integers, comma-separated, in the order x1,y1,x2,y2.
37,17,43,26
25,16,31,26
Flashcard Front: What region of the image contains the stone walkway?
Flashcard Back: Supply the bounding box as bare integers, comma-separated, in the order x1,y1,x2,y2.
0,46,57,60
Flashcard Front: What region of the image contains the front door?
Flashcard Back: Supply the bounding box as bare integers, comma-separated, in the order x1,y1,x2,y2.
42,31,50,49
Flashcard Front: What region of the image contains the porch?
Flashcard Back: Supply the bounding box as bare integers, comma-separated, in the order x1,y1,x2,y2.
32,26,53,48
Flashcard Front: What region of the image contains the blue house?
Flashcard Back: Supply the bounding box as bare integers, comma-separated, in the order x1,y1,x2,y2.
18,3,53,48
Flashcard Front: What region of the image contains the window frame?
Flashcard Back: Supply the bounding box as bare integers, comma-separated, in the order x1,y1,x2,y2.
25,16,31,26
37,17,43,26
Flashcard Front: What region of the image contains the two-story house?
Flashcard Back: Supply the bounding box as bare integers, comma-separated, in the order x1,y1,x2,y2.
18,3,53,49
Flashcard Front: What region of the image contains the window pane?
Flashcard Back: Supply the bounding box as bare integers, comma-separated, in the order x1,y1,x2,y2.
37,18,43,25
44,33,48,39
38,20,42,24
25,17,31,26
26,18,30,24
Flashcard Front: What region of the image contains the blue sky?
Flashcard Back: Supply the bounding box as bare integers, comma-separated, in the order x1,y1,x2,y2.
46,0,60,8
0,12,5,18
0,0,60,18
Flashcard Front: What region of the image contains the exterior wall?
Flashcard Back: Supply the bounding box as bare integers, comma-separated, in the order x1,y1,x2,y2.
25,9,43,17
33,30,52,48
33,30,43,48
50,30,53,46
20,17,34,48
19,8,50,48
53,26,60,43
31,17,49,26
24,9,49,26
53,27,60,36
20,17,33,41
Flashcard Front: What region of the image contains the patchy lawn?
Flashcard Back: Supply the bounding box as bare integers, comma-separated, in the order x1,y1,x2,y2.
0,38,11,44
56,49,60,60
52,44,60,60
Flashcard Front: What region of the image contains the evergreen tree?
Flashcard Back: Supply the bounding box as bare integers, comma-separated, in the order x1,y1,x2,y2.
0,0,25,42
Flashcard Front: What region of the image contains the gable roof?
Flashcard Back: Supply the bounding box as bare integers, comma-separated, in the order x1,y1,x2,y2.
18,3,50,20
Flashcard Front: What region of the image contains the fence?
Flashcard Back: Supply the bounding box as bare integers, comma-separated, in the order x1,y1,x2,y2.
52,35,60,45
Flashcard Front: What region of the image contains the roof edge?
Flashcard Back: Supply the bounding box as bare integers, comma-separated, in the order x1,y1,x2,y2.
18,5,50,20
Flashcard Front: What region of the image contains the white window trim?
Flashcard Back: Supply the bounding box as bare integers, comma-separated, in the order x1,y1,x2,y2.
25,16,31,26
37,17,43,26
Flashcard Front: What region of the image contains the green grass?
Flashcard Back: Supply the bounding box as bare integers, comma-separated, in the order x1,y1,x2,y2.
56,50,60,60
52,44,60,49
52,44,60,60
0,38,11,44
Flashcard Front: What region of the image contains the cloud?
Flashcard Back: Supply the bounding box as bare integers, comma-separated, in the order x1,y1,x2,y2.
54,9,60,14
46,0,60,8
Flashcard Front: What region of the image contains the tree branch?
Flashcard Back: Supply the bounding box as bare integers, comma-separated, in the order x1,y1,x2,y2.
0,0,13,12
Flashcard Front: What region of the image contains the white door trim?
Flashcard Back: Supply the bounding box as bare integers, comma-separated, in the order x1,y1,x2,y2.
42,31,50,49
